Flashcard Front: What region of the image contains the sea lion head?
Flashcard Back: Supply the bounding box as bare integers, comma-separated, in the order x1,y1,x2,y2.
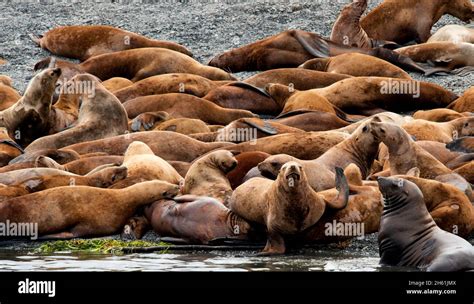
25,67,62,104
459,117,474,137
257,154,293,180
369,120,407,148
279,161,304,190
352,117,384,147
209,150,238,173
298,58,330,71
377,176,423,209
446,0,473,23
124,141,154,158
89,165,128,188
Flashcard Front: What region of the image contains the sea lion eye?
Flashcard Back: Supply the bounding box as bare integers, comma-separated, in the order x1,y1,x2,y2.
271,162,279,167
362,126,368,132
464,123,469,127
380,128,386,133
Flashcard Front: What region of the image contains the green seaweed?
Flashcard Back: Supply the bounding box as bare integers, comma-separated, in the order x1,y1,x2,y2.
34,239,171,255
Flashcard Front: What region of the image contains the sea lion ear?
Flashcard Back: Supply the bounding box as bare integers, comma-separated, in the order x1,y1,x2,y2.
452,130,458,140
371,116,383,123
406,167,420,177
229,150,241,156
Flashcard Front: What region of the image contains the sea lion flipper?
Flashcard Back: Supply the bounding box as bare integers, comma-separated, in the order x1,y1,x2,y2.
242,119,278,135
325,167,349,210
28,33,42,46
292,31,330,58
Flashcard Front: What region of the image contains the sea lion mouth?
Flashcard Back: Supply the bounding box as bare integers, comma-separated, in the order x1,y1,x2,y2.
286,172,300,187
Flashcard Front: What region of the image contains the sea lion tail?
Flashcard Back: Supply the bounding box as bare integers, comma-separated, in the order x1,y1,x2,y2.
325,167,350,210
28,33,42,46
292,30,330,58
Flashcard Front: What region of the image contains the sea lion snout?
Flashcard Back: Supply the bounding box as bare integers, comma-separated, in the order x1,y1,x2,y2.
282,161,302,187
162,185,181,199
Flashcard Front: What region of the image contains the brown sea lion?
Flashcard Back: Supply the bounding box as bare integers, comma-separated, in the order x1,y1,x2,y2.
225,131,349,160
413,109,471,122
0,68,61,147
113,73,230,103
0,180,180,239
377,177,474,272
447,87,474,113
122,141,183,184
143,195,255,244
102,77,133,92
129,111,170,132
299,53,411,79
243,69,352,90
361,0,474,44
123,93,256,124
0,76,21,110
182,150,237,203
25,74,128,152
30,25,192,60
0,167,85,186
0,184,29,201
35,48,235,82
272,110,350,132
428,24,474,43
229,163,349,255
454,161,474,184
402,117,474,143
0,128,24,166
226,151,270,189
60,131,233,162
63,155,124,175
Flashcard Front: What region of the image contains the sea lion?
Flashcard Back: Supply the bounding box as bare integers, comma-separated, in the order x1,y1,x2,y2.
202,82,281,115
377,176,474,271
414,141,474,169
0,128,24,166
447,137,474,153
448,87,474,113
299,53,411,79
63,155,124,175
0,180,180,239
272,110,350,132
150,118,210,135
229,163,349,255
129,111,170,132
122,141,182,184
0,76,21,110
0,68,61,147
454,161,474,184
102,77,133,92
0,184,29,201
8,148,80,165
25,74,128,152
60,131,233,162
0,167,85,186
16,165,128,193
30,25,192,60
143,195,255,244
35,48,235,82
243,69,352,90
331,0,398,49
428,24,474,44
402,117,474,143
123,93,256,124
226,131,349,160
413,109,471,122
113,73,230,103
361,0,474,44
182,150,237,203
227,151,270,189
268,77,457,115
395,42,474,73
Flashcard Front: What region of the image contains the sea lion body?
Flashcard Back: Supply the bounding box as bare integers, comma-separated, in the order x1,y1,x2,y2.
428,25,474,44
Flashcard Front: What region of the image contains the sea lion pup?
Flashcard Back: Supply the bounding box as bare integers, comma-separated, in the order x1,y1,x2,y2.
190,118,303,143
112,73,230,103
428,25,474,44
268,77,457,116
102,77,133,92
377,177,474,272
401,117,474,143
0,180,180,239
299,53,411,79
447,137,474,153
243,69,352,90
0,76,21,110
35,48,235,82
225,131,349,160
413,109,471,122
361,0,474,44
202,82,282,116
331,0,398,49
182,150,237,203
15,165,128,193
272,110,350,132
123,93,256,124
396,171,474,237
229,163,349,255
141,195,255,244
30,25,192,60
258,119,382,190
25,74,128,152
369,121,472,196
448,86,474,113
227,151,270,189
122,141,183,184
0,68,61,146
0,127,24,166
60,131,233,162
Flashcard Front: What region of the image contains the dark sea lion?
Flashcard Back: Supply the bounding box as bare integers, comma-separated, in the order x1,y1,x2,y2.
123,93,256,124
0,180,180,239
227,151,270,189
377,176,474,271
361,0,474,44
30,25,192,60
299,53,411,79
229,163,349,255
